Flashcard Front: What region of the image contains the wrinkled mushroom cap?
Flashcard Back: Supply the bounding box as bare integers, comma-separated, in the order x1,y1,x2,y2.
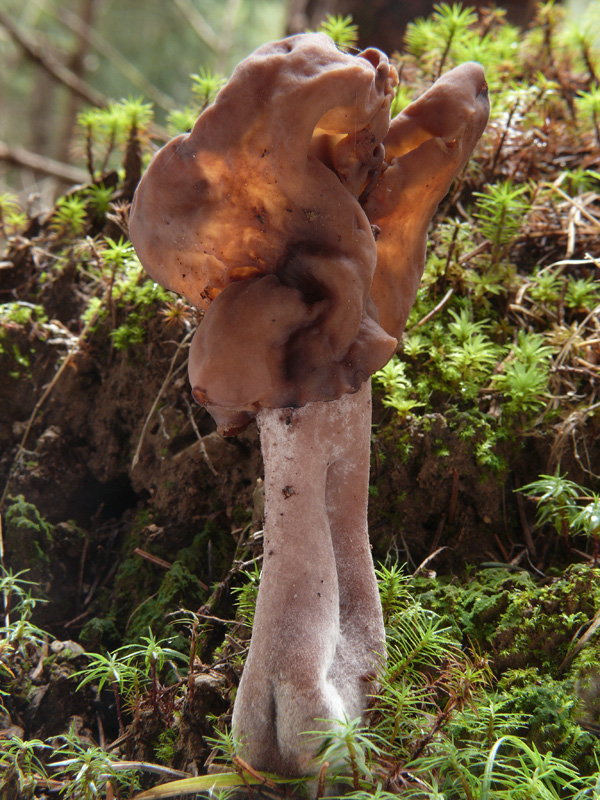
130,36,489,434
130,33,399,433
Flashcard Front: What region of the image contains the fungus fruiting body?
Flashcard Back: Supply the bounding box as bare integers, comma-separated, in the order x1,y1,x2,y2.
129,32,489,777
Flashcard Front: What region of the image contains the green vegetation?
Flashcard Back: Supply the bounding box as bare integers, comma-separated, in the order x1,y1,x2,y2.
49,726,141,800
0,303,49,379
0,567,48,692
0,193,26,236
1,552,600,797
50,561,595,799
77,97,154,179
373,0,600,476
521,471,600,559
318,14,360,50
3,496,54,574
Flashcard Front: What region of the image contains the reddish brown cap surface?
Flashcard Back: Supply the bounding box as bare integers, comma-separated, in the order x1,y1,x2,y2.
129,36,489,434
365,62,490,339
130,33,399,432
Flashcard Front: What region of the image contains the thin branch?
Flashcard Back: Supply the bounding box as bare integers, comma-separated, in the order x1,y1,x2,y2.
0,140,88,184
171,0,224,54
409,288,454,330
515,488,538,559
413,547,450,575
56,0,96,163
0,11,107,108
133,547,173,571
489,98,518,175
183,395,218,476
57,7,179,111
546,181,600,230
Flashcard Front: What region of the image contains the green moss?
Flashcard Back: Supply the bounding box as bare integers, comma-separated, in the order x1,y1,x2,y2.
79,617,122,652
175,521,232,576
0,303,48,378
497,668,600,770
154,726,179,764
406,564,600,773
4,496,54,575
125,561,206,643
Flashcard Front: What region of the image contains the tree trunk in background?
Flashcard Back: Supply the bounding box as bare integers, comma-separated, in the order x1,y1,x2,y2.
30,71,56,158
287,0,537,54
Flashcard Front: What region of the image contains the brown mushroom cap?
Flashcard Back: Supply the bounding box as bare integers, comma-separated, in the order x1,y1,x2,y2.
129,33,399,433
364,62,490,340
130,38,489,435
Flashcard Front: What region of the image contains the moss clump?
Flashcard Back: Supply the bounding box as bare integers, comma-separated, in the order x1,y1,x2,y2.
107,518,232,643
408,564,600,774
4,495,54,577
496,668,599,769
174,520,232,577
121,561,207,644
79,616,122,652
414,564,600,673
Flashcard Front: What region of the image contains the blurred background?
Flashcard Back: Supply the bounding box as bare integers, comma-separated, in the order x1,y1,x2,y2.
0,0,285,205
0,0,569,207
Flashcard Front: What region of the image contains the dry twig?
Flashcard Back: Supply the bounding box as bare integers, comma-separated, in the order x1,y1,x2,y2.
131,329,194,469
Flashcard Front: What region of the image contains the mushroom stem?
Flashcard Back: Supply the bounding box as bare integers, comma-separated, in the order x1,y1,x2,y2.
232,380,384,777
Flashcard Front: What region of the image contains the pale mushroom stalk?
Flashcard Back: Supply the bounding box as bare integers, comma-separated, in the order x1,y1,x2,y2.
232,381,382,775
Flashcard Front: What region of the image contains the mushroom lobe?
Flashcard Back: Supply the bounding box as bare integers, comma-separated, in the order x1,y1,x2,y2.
364,62,490,339
129,32,400,433
130,37,490,435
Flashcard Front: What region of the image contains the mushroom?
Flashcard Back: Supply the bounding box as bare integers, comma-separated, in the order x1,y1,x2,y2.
129,33,399,436
129,33,489,777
